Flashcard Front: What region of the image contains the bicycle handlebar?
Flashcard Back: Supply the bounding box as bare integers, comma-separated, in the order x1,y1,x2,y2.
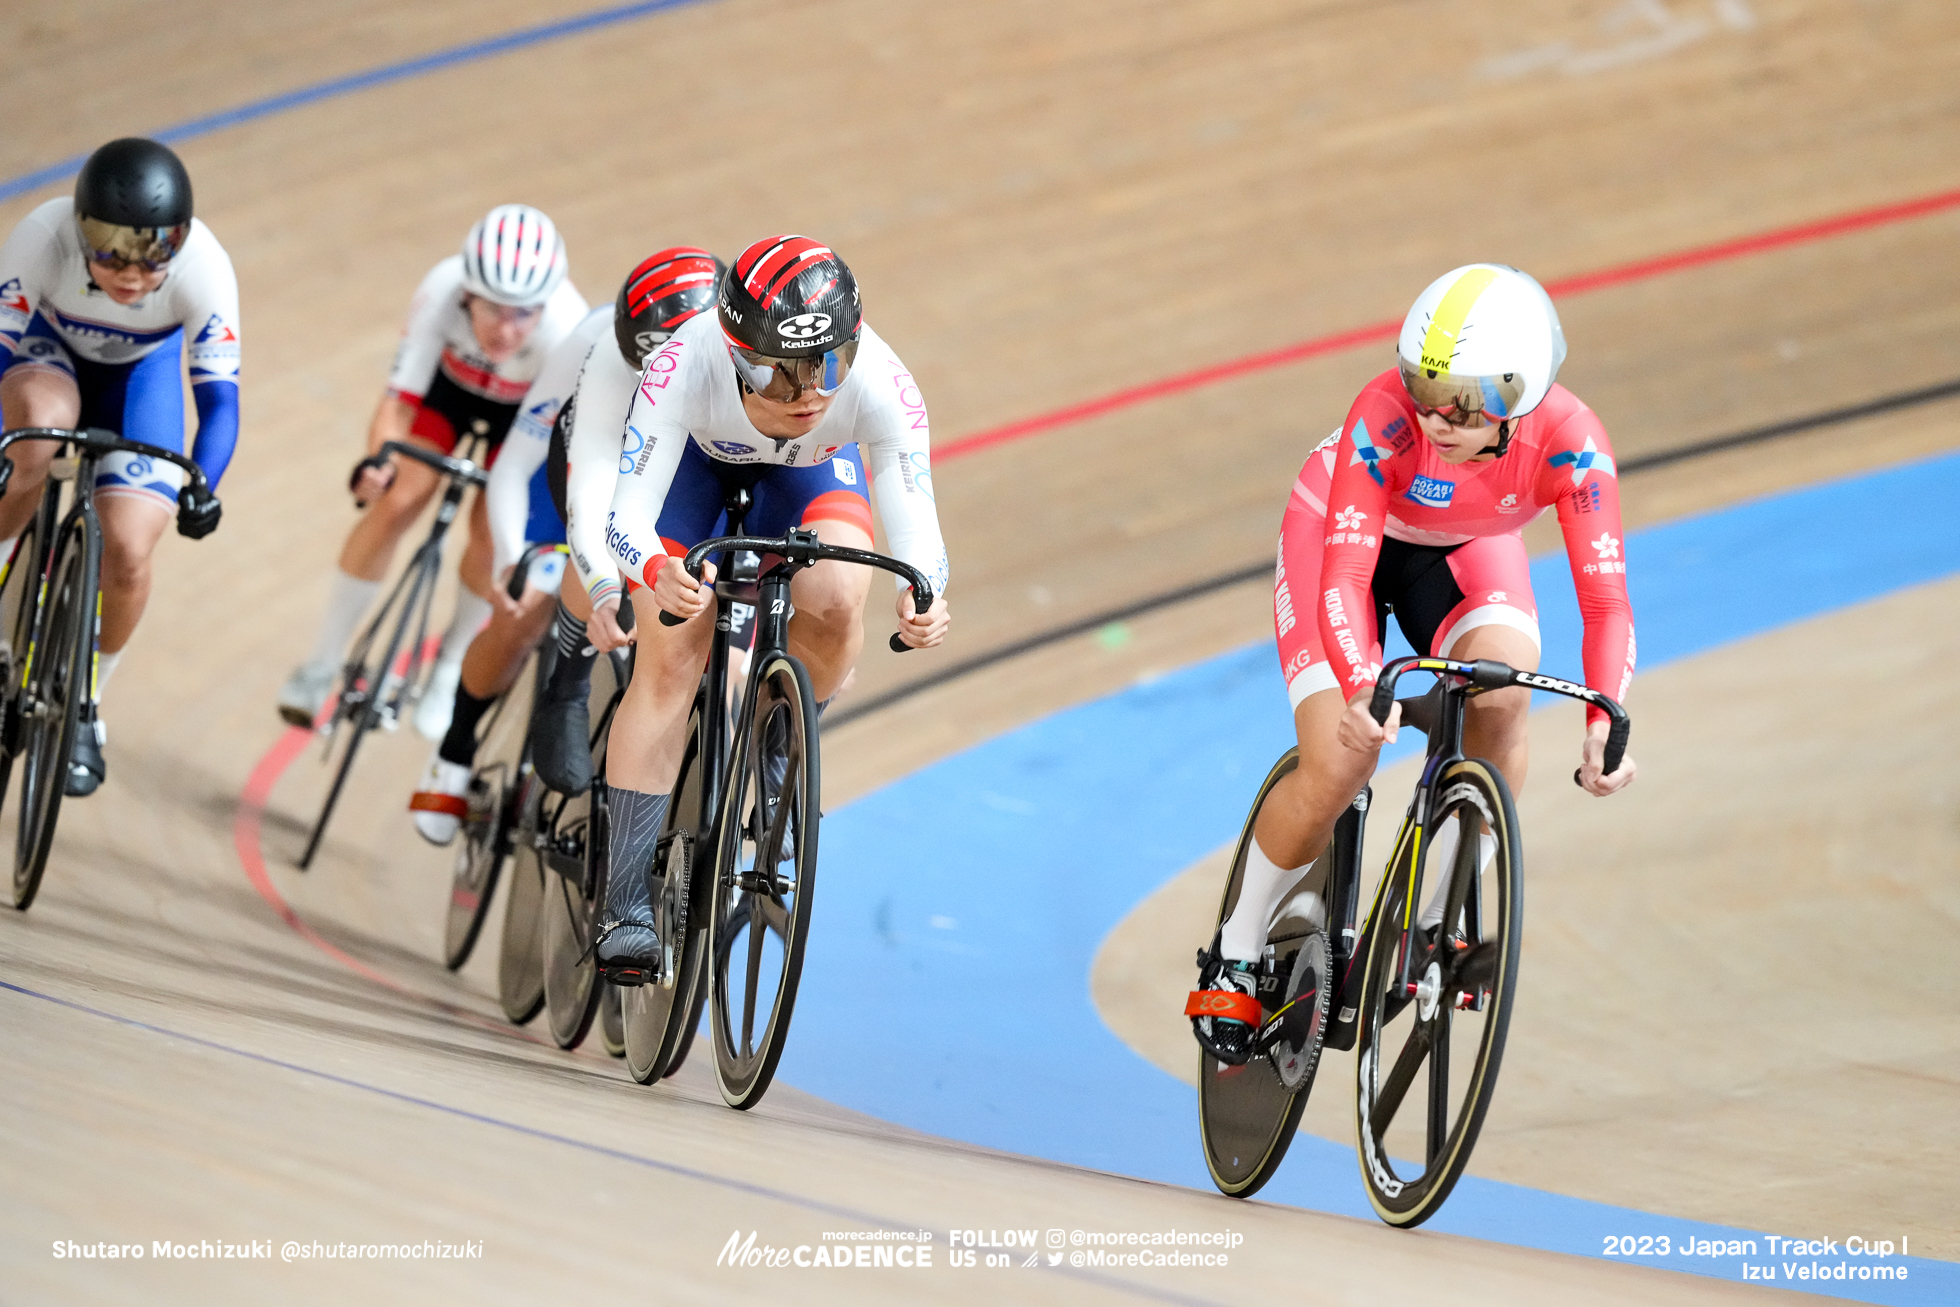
1368,654,1630,781
379,439,488,488
0,426,212,498
654,530,935,653
506,541,567,600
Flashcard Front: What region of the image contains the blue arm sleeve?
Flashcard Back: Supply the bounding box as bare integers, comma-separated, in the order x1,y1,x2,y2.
189,380,240,490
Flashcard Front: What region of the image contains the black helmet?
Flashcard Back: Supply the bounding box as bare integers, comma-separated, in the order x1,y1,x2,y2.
719,235,860,359
615,247,722,369
74,138,193,269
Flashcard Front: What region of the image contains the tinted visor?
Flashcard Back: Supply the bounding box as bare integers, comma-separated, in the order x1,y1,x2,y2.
730,339,859,402
1399,361,1525,428
77,216,189,271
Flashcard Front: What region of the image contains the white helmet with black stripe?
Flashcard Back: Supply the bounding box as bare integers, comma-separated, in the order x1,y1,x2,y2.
459,204,568,307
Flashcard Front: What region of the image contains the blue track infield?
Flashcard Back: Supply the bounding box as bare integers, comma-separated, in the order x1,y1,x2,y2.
782,450,1960,1303
0,1,709,205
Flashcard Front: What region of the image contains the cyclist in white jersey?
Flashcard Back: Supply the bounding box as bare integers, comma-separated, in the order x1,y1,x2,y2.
405,246,721,840
276,205,586,737
0,138,237,794
593,235,951,975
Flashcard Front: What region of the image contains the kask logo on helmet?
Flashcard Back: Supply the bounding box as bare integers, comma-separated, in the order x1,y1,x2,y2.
777,313,833,340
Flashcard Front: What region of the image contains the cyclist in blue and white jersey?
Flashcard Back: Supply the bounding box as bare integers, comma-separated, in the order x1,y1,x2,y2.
0,138,237,794
406,248,721,841
593,235,951,977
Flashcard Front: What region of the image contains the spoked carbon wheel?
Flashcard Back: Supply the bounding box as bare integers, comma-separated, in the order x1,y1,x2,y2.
298,652,398,871
707,653,819,1110
1355,757,1522,1227
442,652,536,970
496,775,547,1025
12,520,95,911
1198,748,1339,1198
623,704,711,1085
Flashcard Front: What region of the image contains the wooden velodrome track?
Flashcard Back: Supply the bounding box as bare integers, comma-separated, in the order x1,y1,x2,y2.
4,1,1957,1302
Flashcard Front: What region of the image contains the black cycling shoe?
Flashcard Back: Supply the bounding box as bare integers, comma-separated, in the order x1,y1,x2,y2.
1187,952,1262,1065
529,678,592,795
595,919,661,987
65,719,106,798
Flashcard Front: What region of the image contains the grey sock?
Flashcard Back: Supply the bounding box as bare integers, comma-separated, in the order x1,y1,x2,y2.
599,786,670,960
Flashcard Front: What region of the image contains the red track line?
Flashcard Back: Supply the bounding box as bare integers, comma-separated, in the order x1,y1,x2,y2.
935,183,1960,463
229,657,568,1049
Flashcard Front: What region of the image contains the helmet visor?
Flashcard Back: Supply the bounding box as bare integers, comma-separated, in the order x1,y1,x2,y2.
730,340,859,402
1399,361,1526,428
77,216,188,271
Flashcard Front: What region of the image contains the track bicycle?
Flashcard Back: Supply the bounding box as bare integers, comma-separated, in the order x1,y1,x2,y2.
614,486,933,1108
297,433,488,869
0,426,217,910
1196,654,1628,1226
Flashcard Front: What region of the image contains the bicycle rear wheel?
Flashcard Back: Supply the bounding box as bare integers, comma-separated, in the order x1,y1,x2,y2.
442,649,539,969
1197,748,1342,1198
497,774,547,1025
12,517,95,911
707,653,819,1110
623,701,711,1084
1354,757,1522,1227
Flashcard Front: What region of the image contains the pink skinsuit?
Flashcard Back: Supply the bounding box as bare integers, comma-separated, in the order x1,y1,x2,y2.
1275,369,1635,724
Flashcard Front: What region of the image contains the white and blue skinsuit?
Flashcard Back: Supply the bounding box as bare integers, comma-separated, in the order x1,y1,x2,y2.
0,196,241,503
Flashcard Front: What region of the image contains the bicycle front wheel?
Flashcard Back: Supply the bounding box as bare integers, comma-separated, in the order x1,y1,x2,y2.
496,774,547,1025
0,509,51,850
707,653,819,1110
442,650,538,969
623,701,711,1085
12,517,96,911
1354,757,1522,1227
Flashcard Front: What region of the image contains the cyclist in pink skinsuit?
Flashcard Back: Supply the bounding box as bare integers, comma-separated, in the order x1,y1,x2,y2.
1189,264,1638,1064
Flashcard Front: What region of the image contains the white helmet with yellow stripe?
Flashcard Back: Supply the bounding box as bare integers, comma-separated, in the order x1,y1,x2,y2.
1397,264,1566,443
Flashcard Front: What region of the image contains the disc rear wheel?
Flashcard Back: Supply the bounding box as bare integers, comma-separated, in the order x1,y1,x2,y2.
623,702,711,1084
1198,749,1343,1198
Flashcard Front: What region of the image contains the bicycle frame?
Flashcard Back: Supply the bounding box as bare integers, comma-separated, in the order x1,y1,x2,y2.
0,427,211,714
1294,654,1628,1055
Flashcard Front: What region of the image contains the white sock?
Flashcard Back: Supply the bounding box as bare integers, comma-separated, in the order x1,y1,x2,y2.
304,571,383,671
1219,836,1314,962
437,589,494,666
1419,825,1497,930
95,648,124,698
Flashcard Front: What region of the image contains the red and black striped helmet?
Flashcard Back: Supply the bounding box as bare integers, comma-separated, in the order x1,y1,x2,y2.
615,247,723,368
719,235,861,359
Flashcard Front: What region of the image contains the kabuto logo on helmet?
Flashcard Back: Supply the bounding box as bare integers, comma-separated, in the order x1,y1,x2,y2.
778,313,833,340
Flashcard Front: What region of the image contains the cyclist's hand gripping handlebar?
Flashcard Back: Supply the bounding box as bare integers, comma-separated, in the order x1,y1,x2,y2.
1369,654,1629,783
176,487,222,539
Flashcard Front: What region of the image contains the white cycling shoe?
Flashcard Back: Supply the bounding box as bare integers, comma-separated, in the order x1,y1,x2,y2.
277,661,335,727
408,755,473,846
412,658,463,741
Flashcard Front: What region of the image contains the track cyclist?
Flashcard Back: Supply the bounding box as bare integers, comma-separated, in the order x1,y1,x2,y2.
593,234,951,978
407,248,721,839
277,204,587,737
526,247,724,798
0,138,237,795
1188,263,1639,1063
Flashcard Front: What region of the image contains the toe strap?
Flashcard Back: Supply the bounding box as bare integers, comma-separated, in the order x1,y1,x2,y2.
1185,988,1261,1024
409,791,470,817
